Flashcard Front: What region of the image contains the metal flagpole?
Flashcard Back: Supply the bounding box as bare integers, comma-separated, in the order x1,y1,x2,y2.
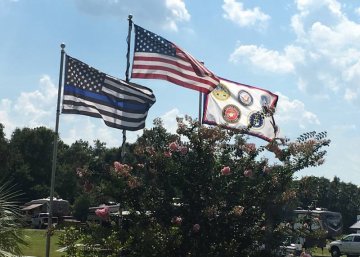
198,61,205,124
121,14,133,162
198,92,202,124
45,43,66,257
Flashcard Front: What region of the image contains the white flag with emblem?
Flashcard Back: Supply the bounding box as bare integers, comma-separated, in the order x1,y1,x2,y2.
202,78,279,142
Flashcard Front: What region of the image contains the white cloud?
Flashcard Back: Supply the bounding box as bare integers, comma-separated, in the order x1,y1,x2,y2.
332,123,356,132
230,44,304,73
356,7,360,17
0,99,15,138
275,92,320,129
61,108,184,147
294,0,343,19
222,0,270,28
0,74,183,148
344,88,358,102
61,117,130,148
230,0,360,105
74,0,190,32
159,108,183,134
13,75,57,128
0,75,58,138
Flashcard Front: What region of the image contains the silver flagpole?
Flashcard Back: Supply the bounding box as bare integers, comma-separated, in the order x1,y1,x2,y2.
198,61,205,125
121,14,133,162
198,92,203,124
45,43,66,257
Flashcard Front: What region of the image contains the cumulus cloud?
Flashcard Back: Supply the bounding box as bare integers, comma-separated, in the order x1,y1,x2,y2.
74,0,190,32
61,117,131,148
356,7,360,16
163,0,190,31
230,44,304,73
275,92,320,129
13,75,57,128
230,0,360,104
295,0,342,17
0,99,14,137
61,108,184,147
344,88,358,102
0,75,58,138
159,108,183,134
222,0,270,28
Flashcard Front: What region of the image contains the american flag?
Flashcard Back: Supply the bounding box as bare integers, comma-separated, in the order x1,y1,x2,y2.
131,24,219,94
62,55,156,131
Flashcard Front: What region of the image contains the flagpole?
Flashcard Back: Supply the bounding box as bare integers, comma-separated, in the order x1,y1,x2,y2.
121,14,133,162
198,61,205,124
45,43,66,257
198,92,202,124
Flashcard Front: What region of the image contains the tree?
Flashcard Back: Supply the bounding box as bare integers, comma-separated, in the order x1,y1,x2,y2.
0,124,10,181
296,176,360,234
59,117,330,257
7,127,60,201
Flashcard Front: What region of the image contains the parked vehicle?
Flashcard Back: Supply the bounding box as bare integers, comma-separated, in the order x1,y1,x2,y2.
293,208,343,238
328,233,360,257
21,197,70,226
31,213,58,229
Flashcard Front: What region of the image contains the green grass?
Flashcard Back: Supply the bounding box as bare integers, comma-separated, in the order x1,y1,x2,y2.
20,229,63,257
310,247,331,256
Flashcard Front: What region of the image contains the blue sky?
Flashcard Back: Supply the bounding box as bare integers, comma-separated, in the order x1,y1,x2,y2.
1,0,360,184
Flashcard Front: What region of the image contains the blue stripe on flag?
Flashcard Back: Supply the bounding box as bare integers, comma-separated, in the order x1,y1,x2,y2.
64,84,148,112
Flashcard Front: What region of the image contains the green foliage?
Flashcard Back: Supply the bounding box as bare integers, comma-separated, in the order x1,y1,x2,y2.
296,175,360,233
59,117,331,257
6,126,60,201
73,195,91,222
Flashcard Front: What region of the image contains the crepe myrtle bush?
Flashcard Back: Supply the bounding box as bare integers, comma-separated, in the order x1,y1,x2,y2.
59,116,330,257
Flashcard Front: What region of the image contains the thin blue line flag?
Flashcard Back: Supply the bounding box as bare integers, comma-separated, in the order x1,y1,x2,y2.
62,55,156,131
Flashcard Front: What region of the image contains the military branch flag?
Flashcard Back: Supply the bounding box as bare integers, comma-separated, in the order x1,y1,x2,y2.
203,78,279,142
62,55,156,131
131,24,220,94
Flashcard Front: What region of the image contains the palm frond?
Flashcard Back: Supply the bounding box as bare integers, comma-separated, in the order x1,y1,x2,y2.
0,180,28,256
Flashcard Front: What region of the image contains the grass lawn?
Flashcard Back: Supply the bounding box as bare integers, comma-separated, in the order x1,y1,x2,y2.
310,247,331,257
20,229,63,257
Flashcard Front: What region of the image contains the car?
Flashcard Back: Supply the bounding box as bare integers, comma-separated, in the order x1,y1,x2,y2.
31,213,58,229
328,233,360,257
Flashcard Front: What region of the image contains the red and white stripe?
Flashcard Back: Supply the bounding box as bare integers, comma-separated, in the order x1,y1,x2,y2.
131,51,219,94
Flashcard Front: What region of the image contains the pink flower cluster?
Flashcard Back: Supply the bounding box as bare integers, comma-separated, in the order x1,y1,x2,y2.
244,169,253,178
242,143,256,154
171,216,182,225
220,166,231,176
127,176,141,189
266,143,283,159
300,252,312,257
76,167,86,178
165,141,188,157
192,223,200,233
114,161,133,176
95,206,110,220
83,181,93,192
145,146,156,156
232,205,245,216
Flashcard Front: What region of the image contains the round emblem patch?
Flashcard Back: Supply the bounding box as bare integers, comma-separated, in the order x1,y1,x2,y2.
238,90,253,106
248,111,265,129
222,105,241,123
212,83,230,101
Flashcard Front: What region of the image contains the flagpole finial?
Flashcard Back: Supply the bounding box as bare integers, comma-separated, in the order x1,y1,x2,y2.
60,43,66,49
128,14,133,20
